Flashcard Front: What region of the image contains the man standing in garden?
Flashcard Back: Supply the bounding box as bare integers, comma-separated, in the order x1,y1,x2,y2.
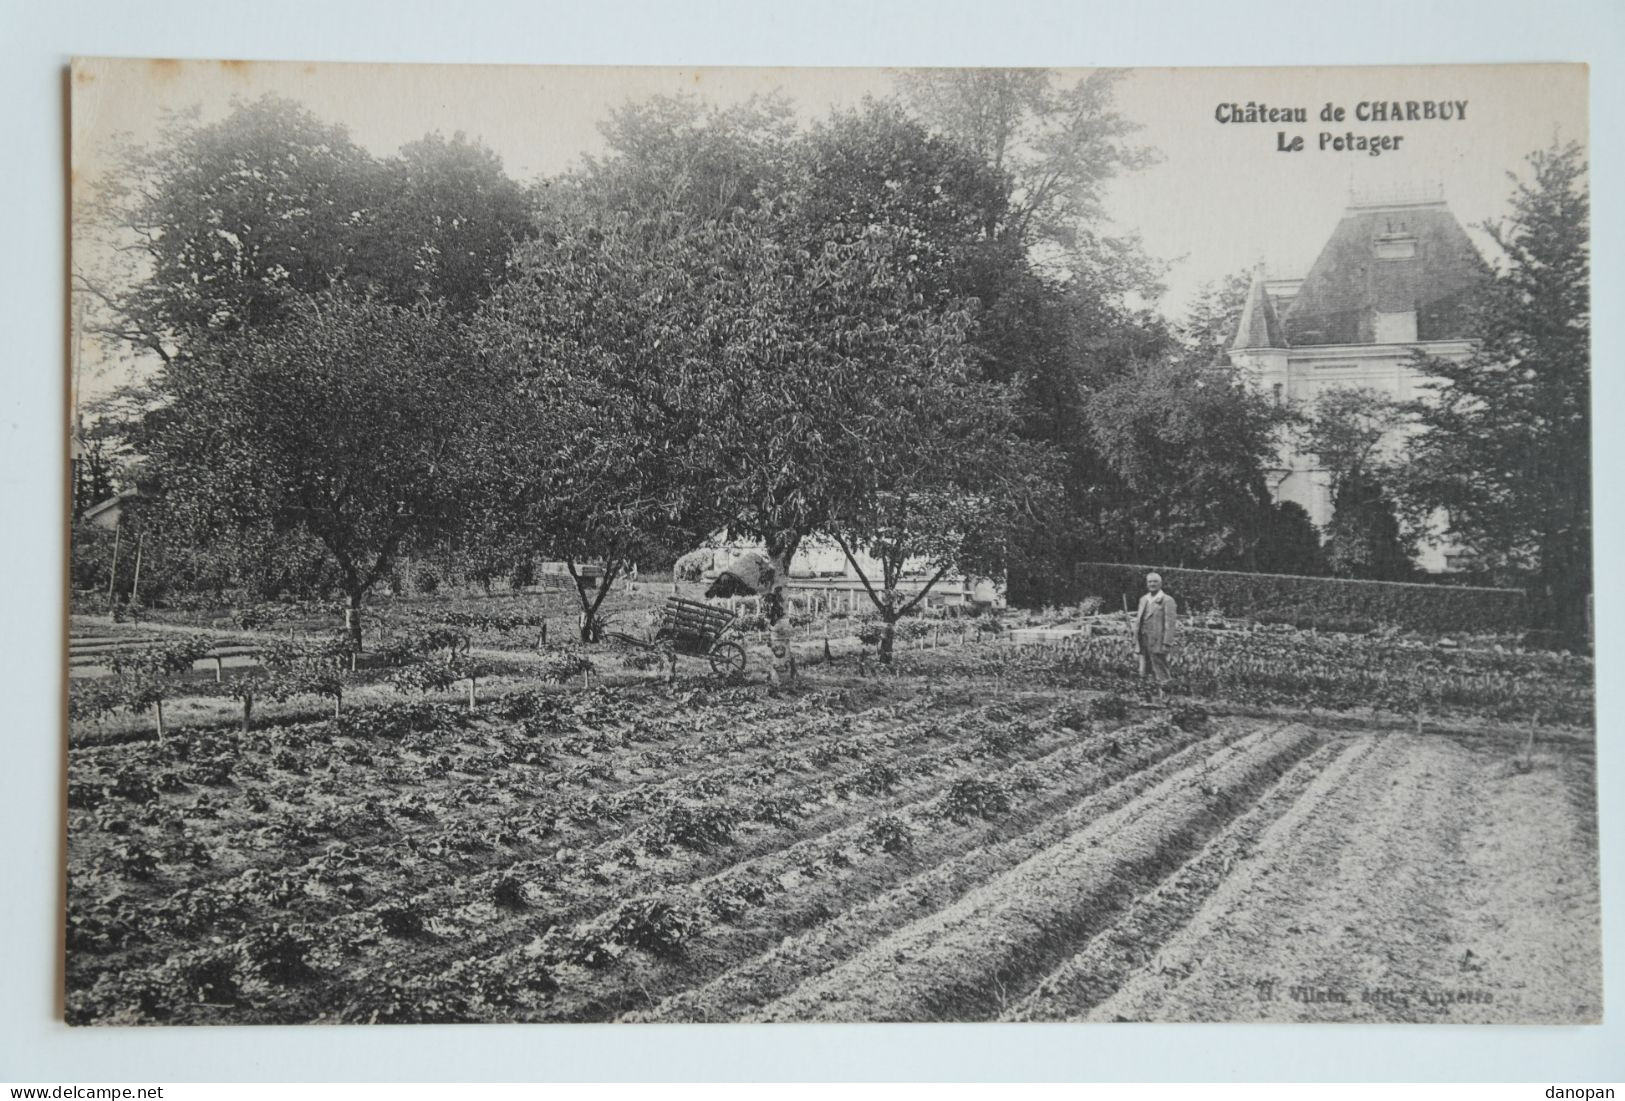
1135,572,1178,695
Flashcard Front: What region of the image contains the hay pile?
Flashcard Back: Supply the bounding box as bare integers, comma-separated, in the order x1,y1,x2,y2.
706,551,777,598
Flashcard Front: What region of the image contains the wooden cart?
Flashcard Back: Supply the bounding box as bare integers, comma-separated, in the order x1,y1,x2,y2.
604,595,748,676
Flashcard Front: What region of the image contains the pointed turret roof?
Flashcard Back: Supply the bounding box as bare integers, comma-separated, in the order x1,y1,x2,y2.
1230,265,1287,351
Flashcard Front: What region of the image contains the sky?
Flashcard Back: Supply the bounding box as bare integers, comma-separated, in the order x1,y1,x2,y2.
70,58,1588,398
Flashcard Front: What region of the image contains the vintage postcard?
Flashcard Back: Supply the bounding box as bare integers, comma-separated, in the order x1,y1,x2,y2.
67,58,1596,1025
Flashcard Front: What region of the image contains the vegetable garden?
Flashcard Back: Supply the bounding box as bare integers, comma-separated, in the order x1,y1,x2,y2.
65,597,1601,1025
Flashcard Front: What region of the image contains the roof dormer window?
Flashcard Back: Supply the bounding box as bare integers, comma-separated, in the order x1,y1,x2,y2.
1374,233,1417,260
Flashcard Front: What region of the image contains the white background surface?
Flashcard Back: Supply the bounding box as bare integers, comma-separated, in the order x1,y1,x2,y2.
3,0,1621,1082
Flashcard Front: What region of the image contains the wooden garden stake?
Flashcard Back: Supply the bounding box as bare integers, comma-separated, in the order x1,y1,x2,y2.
241,692,253,733
153,699,164,740
467,676,477,714
129,530,144,606
106,525,121,614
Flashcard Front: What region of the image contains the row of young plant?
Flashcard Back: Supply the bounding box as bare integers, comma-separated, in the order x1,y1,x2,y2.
640,709,1257,1023
454,704,1218,1024
929,627,1592,725
751,719,1321,1023
66,683,873,992
68,683,1179,1022
69,681,997,967
67,627,618,742
120,591,609,654
73,699,1193,1023
299,701,1083,1017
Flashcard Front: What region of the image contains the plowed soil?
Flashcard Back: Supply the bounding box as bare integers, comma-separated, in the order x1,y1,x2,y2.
66,662,1601,1025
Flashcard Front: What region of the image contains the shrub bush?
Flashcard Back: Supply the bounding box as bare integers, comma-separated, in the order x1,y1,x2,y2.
1253,608,1377,635
1072,562,1526,635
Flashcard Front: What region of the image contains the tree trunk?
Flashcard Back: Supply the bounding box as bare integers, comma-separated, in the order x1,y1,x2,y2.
762,532,802,683
567,559,620,643
345,587,365,652
761,532,801,626
879,618,897,664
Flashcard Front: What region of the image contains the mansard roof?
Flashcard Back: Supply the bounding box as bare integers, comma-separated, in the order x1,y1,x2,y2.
1281,196,1489,346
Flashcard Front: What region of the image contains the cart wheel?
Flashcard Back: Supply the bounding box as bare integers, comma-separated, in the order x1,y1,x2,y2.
709,641,747,677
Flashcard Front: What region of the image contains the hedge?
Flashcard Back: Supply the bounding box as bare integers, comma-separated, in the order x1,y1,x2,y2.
1071,562,1528,635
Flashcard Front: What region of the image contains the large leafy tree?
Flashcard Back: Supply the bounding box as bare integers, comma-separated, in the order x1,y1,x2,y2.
487,200,993,650
537,98,1029,634
142,294,483,647
825,409,1051,663
76,97,533,612
894,68,1155,262
477,209,731,641
1179,269,1254,368
696,211,987,629
77,96,529,360
1084,357,1287,570
789,99,1007,301
896,69,1189,596
79,97,379,357
1403,141,1590,636
579,92,795,221
370,131,534,313
1301,387,1415,580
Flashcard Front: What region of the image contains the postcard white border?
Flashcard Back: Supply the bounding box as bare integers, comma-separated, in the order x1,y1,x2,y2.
5,0,1622,1083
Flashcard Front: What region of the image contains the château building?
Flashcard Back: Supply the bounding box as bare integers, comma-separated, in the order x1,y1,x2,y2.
1227,188,1488,571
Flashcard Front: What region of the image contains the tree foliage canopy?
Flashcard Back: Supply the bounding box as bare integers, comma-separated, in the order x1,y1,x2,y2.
1084,358,1288,570
895,68,1156,265
143,293,484,638
1402,140,1590,630
78,95,531,361
76,82,1590,646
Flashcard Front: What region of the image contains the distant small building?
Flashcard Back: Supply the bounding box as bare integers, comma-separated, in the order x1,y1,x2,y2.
689,533,1004,610
1227,189,1488,571
537,561,605,588
80,488,146,530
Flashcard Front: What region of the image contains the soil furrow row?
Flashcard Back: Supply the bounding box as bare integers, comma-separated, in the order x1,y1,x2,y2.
633,722,1248,1022
1004,733,1380,1020
749,722,1323,1021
